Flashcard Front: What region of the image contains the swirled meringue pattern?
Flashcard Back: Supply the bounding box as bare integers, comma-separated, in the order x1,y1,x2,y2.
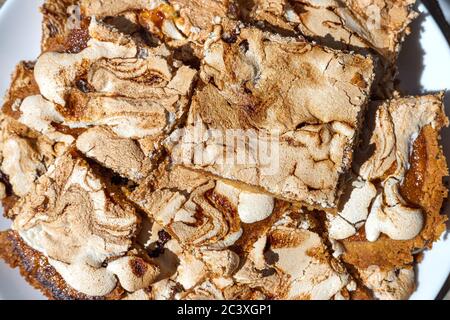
10,151,141,296
17,19,197,182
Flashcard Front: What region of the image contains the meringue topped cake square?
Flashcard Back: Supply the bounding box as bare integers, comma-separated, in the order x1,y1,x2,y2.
10,18,197,183
322,95,448,299
169,27,375,209
250,0,417,63
249,0,417,98
80,0,240,50
129,161,364,300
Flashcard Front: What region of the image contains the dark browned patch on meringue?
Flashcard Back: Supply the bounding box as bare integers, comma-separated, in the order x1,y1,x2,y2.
65,27,90,54
129,257,148,277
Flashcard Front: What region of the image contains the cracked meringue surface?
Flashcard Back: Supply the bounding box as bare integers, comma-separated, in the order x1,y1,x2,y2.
129,163,365,300
15,18,197,183
80,0,239,51
130,162,278,250
249,0,418,99
0,0,448,301
250,0,417,62
169,27,374,209
0,62,73,213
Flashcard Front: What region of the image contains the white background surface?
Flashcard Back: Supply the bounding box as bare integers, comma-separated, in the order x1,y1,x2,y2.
0,0,449,300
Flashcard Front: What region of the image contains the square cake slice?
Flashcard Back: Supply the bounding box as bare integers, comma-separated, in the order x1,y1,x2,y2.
2,150,168,298
13,19,197,183
322,95,448,298
129,161,362,300
80,0,240,48
250,0,417,63
40,0,80,52
168,27,374,209
0,115,66,214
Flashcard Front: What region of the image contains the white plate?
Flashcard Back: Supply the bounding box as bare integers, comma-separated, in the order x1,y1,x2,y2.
0,0,449,300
